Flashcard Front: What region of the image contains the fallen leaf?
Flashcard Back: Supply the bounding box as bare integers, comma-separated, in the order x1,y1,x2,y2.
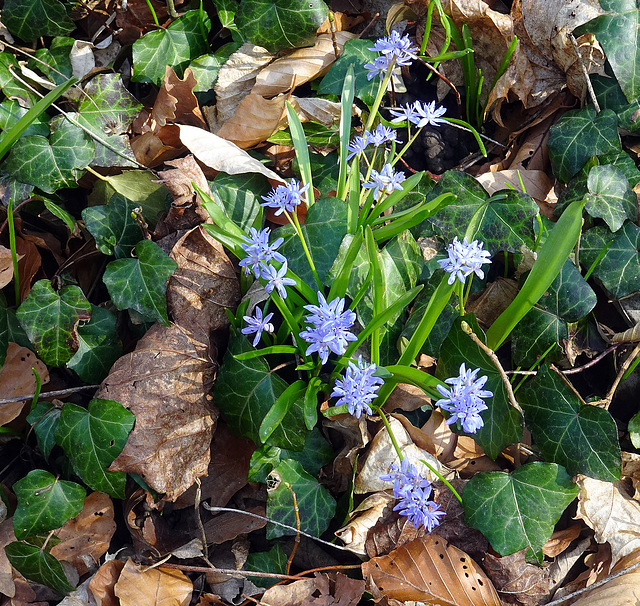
203,505,266,544
290,95,343,128
384,383,431,413
476,169,554,206
622,452,640,499
89,559,125,606
542,523,582,558
0,518,16,598
362,534,501,605
114,559,192,606
50,492,116,576
466,278,519,330
260,572,364,606
96,323,217,501
15,236,41,301
7,575,48,606
130,130,176,167
416,410,458,462
0,243,18,289
70,40,95,79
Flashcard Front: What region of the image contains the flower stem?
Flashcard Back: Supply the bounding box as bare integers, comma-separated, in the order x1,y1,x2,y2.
285,210,322,290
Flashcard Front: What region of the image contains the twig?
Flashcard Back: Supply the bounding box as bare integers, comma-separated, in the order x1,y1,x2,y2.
357,13,380,40
415,56,461,107
194,478,215,569
0,384,100,405
284,482,301,574
160,563,310,580
461,321,524,415
568,32,600,112
562,344,619,375
590,341,640,409
550,365,587,405
505,370,537,376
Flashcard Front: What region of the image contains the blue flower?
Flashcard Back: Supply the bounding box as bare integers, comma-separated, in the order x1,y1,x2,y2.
261,179,310,216
262,261,296,299
437,237,492,285
390,100,446,127
364,55,391,80
436,363,492,434
239,227,285,278
362,164,405,200
368,123,400,147
331,356,384,418
380,458,431,499
369,31,418,67
346,135,370,160
241,307,275,347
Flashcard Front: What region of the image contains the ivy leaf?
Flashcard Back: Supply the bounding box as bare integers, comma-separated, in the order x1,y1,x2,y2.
3,117,94,194
510,308,567,369
437,317,523,459
2,0,73,42
463,462,579,564
102,239,177,325
318,38,379,105
13,469,85,540
5,542,74,594
82,194,143,259
16,280,92,367
132,11,211,85
244,543,287,587
591,73,640,133
518,365,621,481
55,399,135,499
0,52,38,106
213,333,307,451
31,37,73,84
26,401,61,460
580,221,640,298
547,106,620,182
584,164,637,231
266,459,336,539
209,172,269,232
67,306,122,383
235,0,327,52
0,99,49,145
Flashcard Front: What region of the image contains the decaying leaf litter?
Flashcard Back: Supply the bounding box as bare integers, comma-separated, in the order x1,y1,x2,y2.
2,0,640,604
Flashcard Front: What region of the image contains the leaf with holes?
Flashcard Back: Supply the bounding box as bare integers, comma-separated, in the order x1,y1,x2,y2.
26,402,61,460
235,0,328,52
102,239,177,325
5,542,74,594
547,106,620,183
584,164,637,232
463,462,579,564
13,469,85,540
2,0,73,42
266,458,336,539
518,365,621,481
3,117,94,194
16,280,91,367
55,399,135,499
580,221,640,298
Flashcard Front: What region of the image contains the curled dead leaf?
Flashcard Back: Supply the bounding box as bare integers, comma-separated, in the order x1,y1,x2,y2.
0,244,19,289
114,558,192,606
89,559,126,606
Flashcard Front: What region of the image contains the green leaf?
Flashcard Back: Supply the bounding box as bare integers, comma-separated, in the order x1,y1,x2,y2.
266,459,336,539
547,106,620,182
32,37,73,84
26,401,61,459
67,306,122,383
235,0,327,52
82,194,143,258
189,43,241,92
214,333,307,451
102,239,177,325
629,410,640,449
463,462,579,565
518,365,621,481
425,171,539,255
244,543,287,587
437,317,523,459
591,73,640,133
318,38,379,105
0,99,49,145
3,117,94,194
75,74,142,168
0,52,38,106
5,542,74,594
13,470,85,540
209,172,268,232
3,0,73,42
580,221,640,298
584,164,637,231
277,197,348,286
55,399,135,499
510,307,567,369
16,280,92,367
132,11,212,85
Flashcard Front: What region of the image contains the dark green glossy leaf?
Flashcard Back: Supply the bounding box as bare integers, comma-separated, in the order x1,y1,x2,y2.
463,462,579,564
584,164,637,231
0,99,49,145
518,365,621,481
213,333,307,451
82,194,142,258
26,402,61,459
0,52,38,106
31,37,73,84
266,459,336,539
132,11,211,85
630,410,640,449
547,106,620,182
16,280,92,367
591,73,640,133
437,317,523,459
210,172,268,232
67,306,122,383
599,150,640,188
5,542,74,594
244,543,287,588
580,222,640,298
102,239,177,325
213,0,243,36
318,38,379,105
13,469,85,540
235,0,327,52
55,399,135,499
3,0,73,42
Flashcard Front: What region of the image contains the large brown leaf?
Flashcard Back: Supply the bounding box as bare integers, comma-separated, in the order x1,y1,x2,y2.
114,558,192,606
362,534,501,605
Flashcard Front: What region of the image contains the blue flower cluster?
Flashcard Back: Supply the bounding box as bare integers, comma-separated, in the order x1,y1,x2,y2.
331,356,384,418
365,31,419,80
241,307,274,346
346,124,400,161
261,179,310,216
390,100,447,128
435,363,492,434
437,237,492,285
380,458,445,531
363,164,406,200
300,293,357,364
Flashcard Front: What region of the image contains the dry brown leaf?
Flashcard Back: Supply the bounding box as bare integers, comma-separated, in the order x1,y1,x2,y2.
476,169,554,206
321,413,369,491
0,343,49,425
7,575,48,606
0,518,16,598
417,410,458,462
384,383,431,413
542,523,582,558
467,277,519,329
252,32,356,97
622,452,640,499
15,236,41,301
130,131,176,167
178,124,286,184
447,435,501,476
203,505,266,544
363,501,427,558
89,559,125,606
576,476,640,566
50,492,116,576
260,572,364,606
289,95,343,128
97,323,216,501
0,244,18,289
362,534,501,605
114,559,192,606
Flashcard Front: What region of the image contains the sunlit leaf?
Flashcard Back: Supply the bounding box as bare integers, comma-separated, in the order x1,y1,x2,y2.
584,164,637,231
209,172,268,232
3,0,73,42
31,36,73,84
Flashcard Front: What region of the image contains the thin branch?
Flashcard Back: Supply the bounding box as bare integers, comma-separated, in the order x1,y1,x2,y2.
161,562,362,580
194,478,215,569
590,341,640,410
285,482,301,574
550,365,587,405
562,344,619,375
0,384,100,405
568,32,600,112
